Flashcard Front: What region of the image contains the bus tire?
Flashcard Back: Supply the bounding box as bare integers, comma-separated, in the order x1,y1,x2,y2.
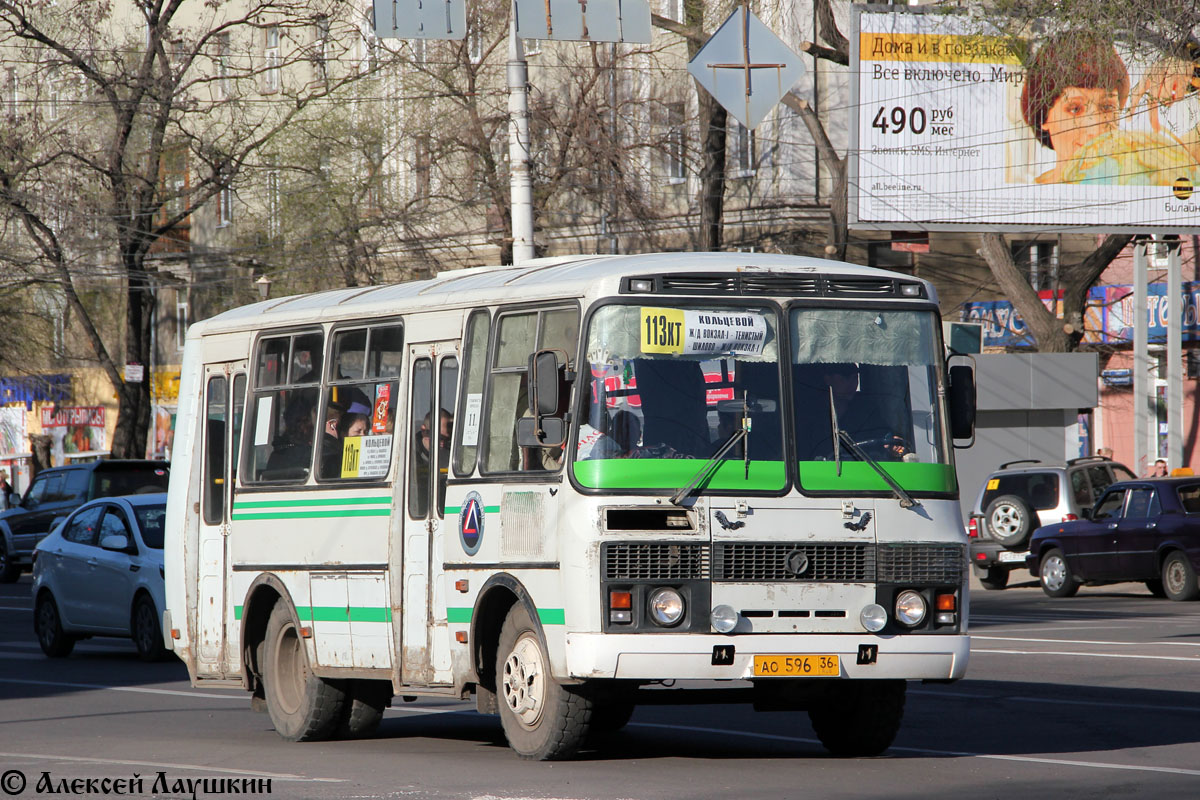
336,680,391,739
808,680,906,757
495,604,592,760
263,601,346,742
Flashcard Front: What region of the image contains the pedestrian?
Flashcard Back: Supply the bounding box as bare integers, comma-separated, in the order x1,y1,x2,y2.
0,470,13,510
1149,459,1168,477
1097,447,1113,460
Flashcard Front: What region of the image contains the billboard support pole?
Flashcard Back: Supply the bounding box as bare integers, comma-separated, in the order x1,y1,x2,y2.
1134,240,1149,476
1168,239,1183,470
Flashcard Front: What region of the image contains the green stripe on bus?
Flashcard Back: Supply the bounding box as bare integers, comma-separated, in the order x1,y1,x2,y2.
443,505,501,515
231,509,392,520
232,605,390,622
233,497,391,509
572,459,787,490
538,608,566,625
798,461,956,493
447,607,565,625
297,606,391,623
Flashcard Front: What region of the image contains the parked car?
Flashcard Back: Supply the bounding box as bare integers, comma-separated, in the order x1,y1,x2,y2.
1027,477,1200,601
31,493,169,660
0,460,169,583
967,456,1136,590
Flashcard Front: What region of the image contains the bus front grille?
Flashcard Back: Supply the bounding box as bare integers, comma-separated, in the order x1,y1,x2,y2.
877,543,965,584
713,543,874,582
603,543,711,580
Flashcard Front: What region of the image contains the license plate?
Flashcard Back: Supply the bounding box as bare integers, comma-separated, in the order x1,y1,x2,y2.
998,550,1029,563
752,654,840,677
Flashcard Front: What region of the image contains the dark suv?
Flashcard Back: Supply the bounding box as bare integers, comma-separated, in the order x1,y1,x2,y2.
0,460,169,582
967,456,1135,590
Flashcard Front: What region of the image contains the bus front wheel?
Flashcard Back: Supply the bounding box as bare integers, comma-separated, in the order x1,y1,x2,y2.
495,604,593,760
263,601,346,741
808,680,906,757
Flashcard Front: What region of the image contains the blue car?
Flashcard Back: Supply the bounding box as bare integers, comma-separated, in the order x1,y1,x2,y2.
1027,477,1200,601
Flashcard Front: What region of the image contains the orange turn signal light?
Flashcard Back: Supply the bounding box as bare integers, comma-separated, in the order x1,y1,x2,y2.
609,591,632,610
936,594,956,612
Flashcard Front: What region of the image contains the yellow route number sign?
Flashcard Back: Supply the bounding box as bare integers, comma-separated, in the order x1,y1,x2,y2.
641,307,686,354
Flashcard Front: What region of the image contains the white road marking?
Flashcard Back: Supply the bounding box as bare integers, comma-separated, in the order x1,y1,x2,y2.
7,676,1199,778
973,647,1200,662
0,678,245,701
0,751,345,783
631,723,1200,776
974,634,1200,649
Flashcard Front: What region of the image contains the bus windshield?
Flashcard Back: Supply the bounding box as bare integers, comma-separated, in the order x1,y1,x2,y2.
790,306,954,493
573,304,786,492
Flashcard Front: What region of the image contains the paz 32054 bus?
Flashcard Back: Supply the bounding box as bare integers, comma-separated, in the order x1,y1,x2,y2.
163,252,976,760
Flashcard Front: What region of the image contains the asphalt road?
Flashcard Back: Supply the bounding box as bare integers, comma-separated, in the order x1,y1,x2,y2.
2,573,1199,799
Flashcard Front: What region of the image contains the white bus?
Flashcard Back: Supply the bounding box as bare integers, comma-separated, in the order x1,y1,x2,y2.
164,252,976,760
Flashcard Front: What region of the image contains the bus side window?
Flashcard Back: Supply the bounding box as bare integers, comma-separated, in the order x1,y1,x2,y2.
408,358,434,518
454,311,489,477
321,323,401,482
437,357,458,514
203,376,227,525
248,331,323,483
481,307,578,474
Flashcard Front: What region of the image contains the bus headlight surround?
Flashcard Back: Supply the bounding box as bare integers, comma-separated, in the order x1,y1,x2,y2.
860,603,887,632
711,604,738,633
895,590,927,627
647,588,685,627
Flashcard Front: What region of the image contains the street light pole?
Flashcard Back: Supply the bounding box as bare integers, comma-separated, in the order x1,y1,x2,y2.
508,7,534,264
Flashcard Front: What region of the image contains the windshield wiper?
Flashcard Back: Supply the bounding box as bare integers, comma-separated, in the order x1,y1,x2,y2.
669,392,752,506
828,388,919,510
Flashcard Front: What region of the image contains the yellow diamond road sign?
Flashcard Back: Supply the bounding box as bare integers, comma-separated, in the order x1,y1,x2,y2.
687,7,806,130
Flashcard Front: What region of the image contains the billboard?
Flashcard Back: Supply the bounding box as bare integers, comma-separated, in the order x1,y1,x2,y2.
962,282,1200,347
850,8,1200,232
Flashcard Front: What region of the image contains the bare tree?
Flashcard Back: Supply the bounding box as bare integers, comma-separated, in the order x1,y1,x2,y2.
0,0,383,456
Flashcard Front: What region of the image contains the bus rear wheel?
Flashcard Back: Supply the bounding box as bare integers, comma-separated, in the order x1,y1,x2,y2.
263,601,346,741
808,680,906,757
495,604,593,760
336,679,391,739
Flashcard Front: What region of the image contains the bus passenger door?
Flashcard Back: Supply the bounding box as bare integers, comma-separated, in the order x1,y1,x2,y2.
196,362,247,678
400,344,459,685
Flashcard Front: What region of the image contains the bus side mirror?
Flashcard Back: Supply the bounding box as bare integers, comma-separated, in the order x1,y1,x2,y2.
530,350,564,417
518,349,571,449
948,363,976,445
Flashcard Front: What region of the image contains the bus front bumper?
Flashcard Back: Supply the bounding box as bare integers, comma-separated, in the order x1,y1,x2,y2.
564,632,969,681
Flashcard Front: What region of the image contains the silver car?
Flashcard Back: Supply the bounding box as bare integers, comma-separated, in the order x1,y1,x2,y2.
31,493,170,661
967,457,1136,589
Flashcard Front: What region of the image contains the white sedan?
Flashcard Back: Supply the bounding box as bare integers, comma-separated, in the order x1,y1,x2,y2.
31,493,169,661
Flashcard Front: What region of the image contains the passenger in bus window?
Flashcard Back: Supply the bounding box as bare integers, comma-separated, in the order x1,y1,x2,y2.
264,394,317,478
340,407,367,438
417,409,453,505
319,402,344,479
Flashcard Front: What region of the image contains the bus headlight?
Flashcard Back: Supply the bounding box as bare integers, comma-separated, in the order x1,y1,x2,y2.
711,604,738,633
895,590,927,627
860,603,887,632
648,588,685,627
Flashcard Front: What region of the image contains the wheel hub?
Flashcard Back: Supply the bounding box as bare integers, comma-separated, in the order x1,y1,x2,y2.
1043,556,1066,591
501,633,545,728
991,505,1020,536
